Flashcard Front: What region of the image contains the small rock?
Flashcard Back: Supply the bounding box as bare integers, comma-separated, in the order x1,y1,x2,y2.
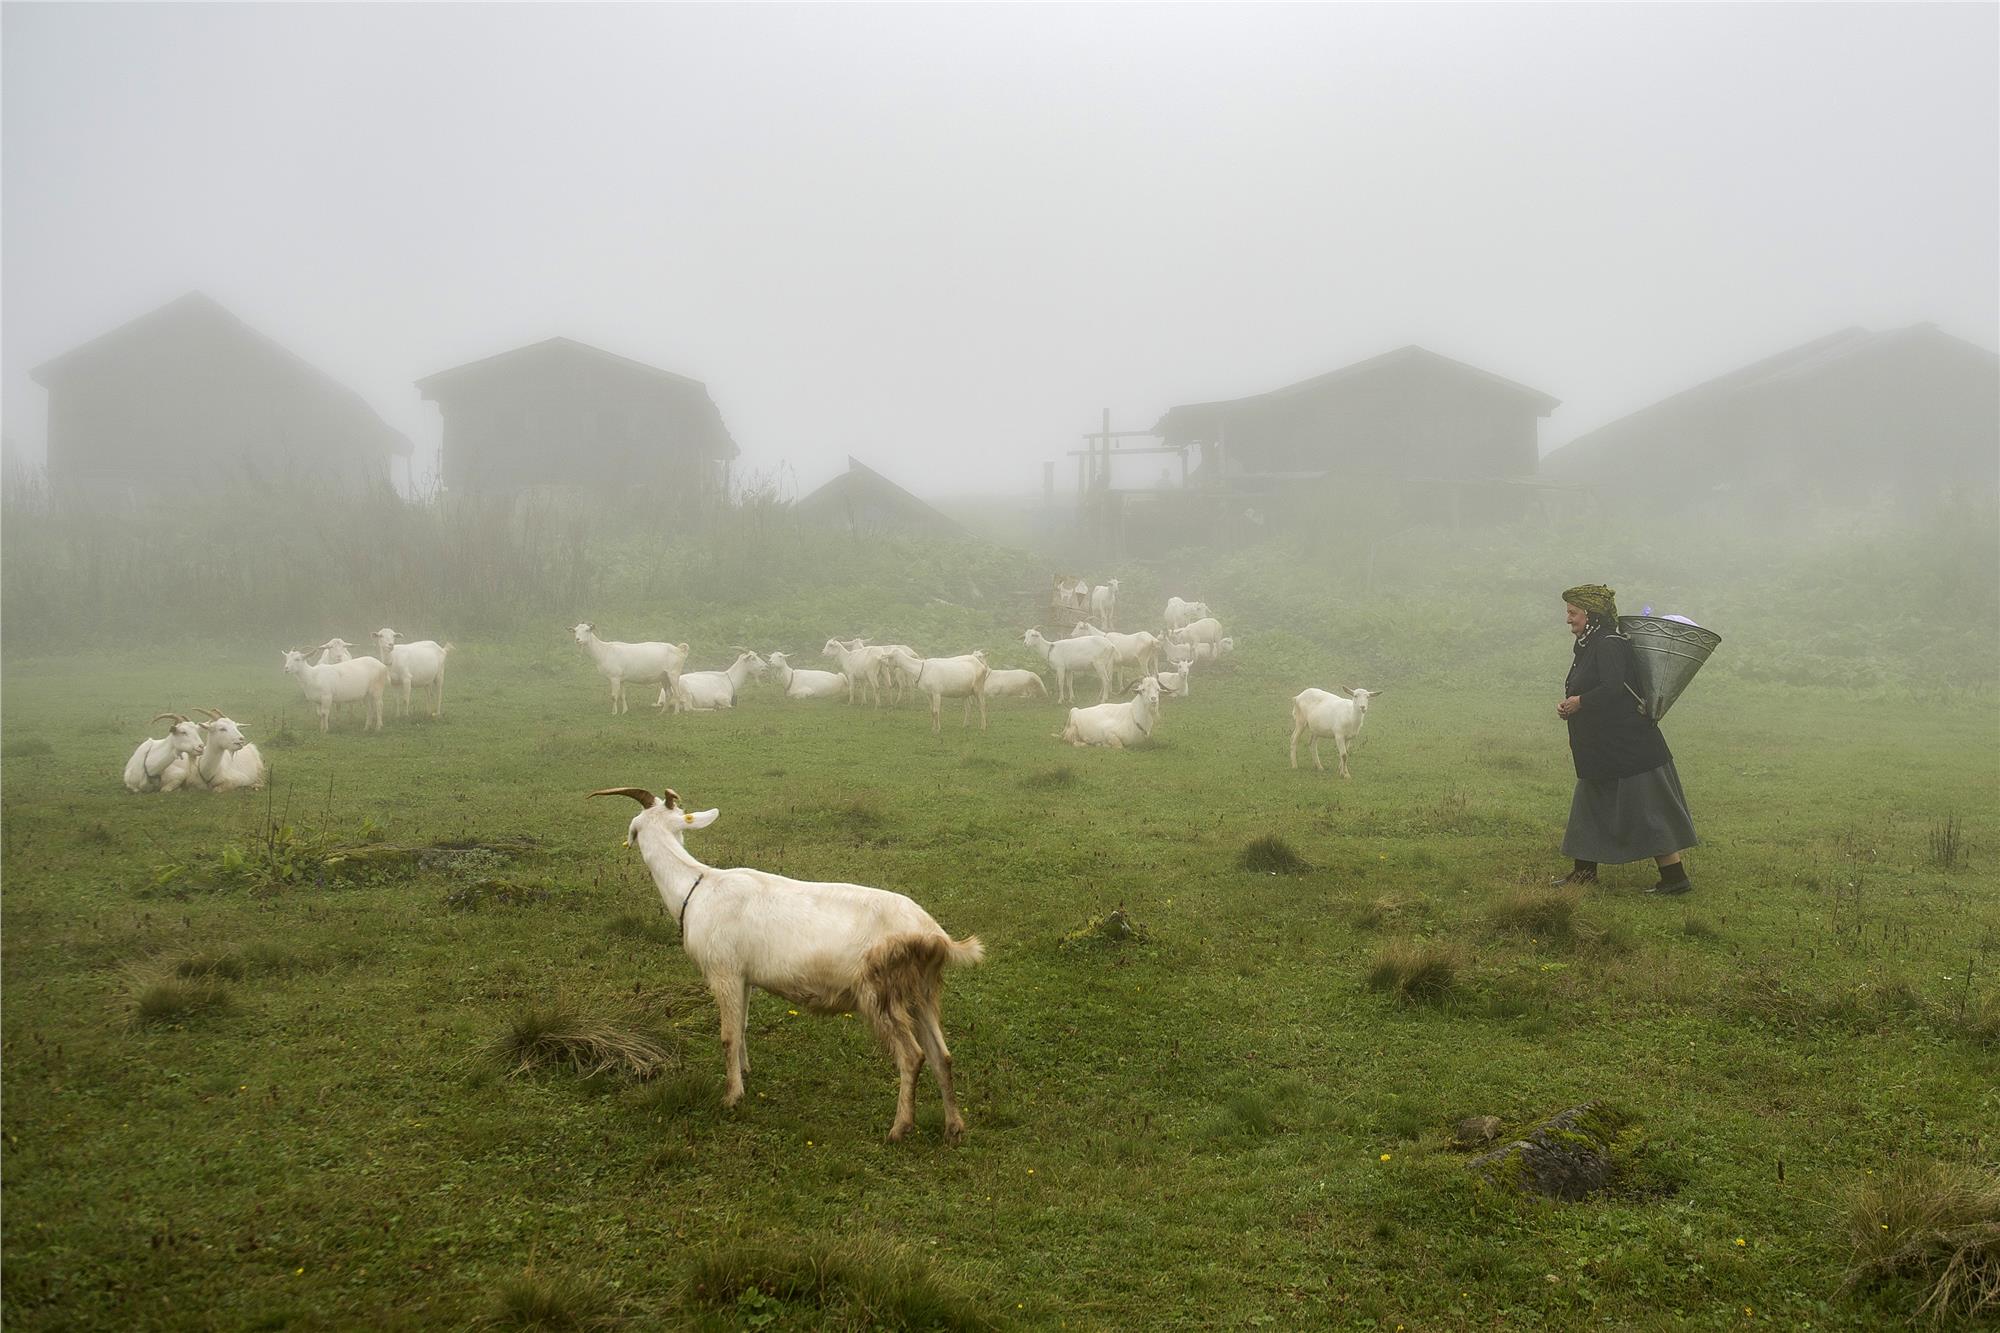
1470,1101,1635,1201
1455,1115,1503,1147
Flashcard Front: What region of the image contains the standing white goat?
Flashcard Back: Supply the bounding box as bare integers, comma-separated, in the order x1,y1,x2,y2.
372,629,454,719
1090,578,1120,630
882,648,989,734
1289,687,1384,777
573,623,687,715
1164,597,1209,633
822,638,889,706
591,786,984,1142
124,714,206,793
765,651,849,700
283,649,389,732
1071,621,1161,688
1060,676,1164,749
668,652,766,712
1023,627,1115,704
165,709,267,791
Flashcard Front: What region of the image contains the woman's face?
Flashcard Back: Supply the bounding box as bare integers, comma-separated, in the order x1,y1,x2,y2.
1565,604,1590,636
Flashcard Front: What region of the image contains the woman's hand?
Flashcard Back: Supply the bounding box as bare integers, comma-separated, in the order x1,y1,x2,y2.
1557,695,1582,719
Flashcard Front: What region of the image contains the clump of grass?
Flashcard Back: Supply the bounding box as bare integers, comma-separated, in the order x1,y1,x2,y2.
1488,885,1619,952
1350,893,1427,930
1206,1089,1282,1139
635,1070,716,1121
1843,1160,2000,1325
173,949,248,982
688,1239,997,1331
1239,834,1311,875
1928,815,1968,870
485,1267,611,1330
1021,764,1077,789
1365,940,1461,1004
124,964,235,1027
491,1004,678,1080
1680,915,1723,942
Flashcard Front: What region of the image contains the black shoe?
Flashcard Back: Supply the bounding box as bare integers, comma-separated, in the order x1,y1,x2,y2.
1551,860,1598,887
1645,877,1692,896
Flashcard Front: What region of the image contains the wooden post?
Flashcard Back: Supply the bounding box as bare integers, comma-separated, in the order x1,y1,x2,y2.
1100,407,1111,492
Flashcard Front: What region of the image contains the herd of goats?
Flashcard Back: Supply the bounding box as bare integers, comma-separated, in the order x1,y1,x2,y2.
114,582,1385,1140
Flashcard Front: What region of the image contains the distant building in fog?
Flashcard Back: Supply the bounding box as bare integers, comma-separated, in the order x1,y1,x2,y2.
795,457,963,535
416,338,738,504
1154,345,1561,483
29,292,410,501
1541,323,2000,511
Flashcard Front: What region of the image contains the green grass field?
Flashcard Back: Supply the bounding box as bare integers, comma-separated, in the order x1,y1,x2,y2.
3,614,1995,1329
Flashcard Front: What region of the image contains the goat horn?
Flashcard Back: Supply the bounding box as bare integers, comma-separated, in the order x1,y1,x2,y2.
588,787,656,807
201,707,226,720
150,712,188,725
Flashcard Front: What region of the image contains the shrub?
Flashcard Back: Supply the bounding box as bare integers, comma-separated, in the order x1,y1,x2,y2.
1844,1160,2000,1326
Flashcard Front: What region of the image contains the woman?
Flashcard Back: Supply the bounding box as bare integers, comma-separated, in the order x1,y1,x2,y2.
1553,584,1697,894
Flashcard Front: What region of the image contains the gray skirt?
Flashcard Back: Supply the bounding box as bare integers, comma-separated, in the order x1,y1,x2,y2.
1562,761,1698,864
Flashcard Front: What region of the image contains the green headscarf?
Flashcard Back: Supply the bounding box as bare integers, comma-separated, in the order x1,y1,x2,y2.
1562,584,1619,624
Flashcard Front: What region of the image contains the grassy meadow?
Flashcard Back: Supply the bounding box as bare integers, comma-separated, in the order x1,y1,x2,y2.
3,494,1997,1330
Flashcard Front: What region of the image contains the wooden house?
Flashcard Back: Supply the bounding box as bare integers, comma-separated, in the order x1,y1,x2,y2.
794,457,963,536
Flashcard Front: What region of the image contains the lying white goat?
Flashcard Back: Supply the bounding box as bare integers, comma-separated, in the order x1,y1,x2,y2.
124,714,206,793
1191,636,1236,666
1090,578,1120,630
1170,615,1225,649
882,648,989,734
1061,675,1163,749
573,623,687,715
1071,621,1161,688
1164,596,1209,633
765,651,849,700
283,649,388,732
981,667,1048,701
591,786,983,1142
1148,669,1190,700
822,637,888,706
1289,686,1383,778
668,651,766,712
373,628,454,719
1023,627,1114,704
165,709,267,792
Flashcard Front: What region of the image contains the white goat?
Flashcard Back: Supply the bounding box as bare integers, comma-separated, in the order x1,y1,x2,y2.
872,644,921,704
765,651,849,700
573,623,687,715
372,629,454,719
165,709,267,792
1171,616,1225,649
1060,676,1164,749
123,714,206,793
1164,597,1210,633
1289,687,1384,778
1191,636,1236,667
883,648,989,734
1023,627,1114,704
1163,638,1196,671
1071,621,1161,688
283,649,388,732
823,637,888,706
315,637,354,664
1148,669,1190,700
668,651,766,712
1089,578,1120,630
981,668,1048,701
591,786,984,1142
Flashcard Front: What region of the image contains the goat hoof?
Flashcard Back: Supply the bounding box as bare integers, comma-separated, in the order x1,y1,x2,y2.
887,1122,912,1143
943,1121,966,1146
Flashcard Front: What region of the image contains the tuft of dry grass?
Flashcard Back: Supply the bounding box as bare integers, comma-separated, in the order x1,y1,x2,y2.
1488,886,1625,953
124,963,235,1027
688,1238,998,1331
1365,940,1461,1004
1844,1159,2000,1325
1239,834,1311,875
483,1266,612,1330
1350,893,1428,931
491,1003,679,1080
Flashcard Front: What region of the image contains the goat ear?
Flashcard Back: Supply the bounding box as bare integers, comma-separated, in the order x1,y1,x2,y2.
588,787,656,808
685,808,720,830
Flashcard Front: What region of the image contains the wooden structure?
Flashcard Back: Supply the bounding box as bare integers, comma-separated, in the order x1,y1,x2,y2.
1542,323,2000,512
415,337,736,502
30,292,410,502
795,457,963,535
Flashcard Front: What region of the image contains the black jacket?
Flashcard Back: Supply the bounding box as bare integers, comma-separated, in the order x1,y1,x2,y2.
1564,628,1673,780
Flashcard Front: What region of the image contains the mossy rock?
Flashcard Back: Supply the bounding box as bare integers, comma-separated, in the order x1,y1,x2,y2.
1470,1101,1642,1201
1059,907,1149,950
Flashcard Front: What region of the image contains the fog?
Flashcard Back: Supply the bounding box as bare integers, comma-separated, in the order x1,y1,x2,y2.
3,3,1996,498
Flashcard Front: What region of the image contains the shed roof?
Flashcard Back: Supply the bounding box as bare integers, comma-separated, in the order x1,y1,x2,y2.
796,457,963,533
414,336,708,395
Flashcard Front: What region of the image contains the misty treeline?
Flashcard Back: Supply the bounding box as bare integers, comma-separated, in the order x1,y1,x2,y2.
2,466,1992,698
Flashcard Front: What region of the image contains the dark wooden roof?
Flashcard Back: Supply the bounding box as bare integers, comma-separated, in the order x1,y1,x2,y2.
414,336,708,395
795,457,963,533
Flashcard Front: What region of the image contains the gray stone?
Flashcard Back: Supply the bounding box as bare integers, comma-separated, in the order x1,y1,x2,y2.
1469,1101,1634,1201
1455,1115,1504,1147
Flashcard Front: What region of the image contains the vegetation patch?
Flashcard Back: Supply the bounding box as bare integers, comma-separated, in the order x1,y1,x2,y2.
1349,892,1429,931
1487,886,1625,953
1365,939,1461,1004
1239,833,1310,875
484,1266,613,1330
0,735,54,758
123,962,235,1028
1020,763,1077,789
1843,1159,2000,1326
1469,1101,1645,1202
687,1239,998,1332
444,879,564,911
491,1003,679,1080
1927,815,1969,870
606,911,678,945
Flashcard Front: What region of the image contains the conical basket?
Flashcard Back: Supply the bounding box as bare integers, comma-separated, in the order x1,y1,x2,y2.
1619,616,1721,720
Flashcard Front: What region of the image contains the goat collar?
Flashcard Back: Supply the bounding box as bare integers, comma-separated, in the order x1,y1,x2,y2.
676,872,704,941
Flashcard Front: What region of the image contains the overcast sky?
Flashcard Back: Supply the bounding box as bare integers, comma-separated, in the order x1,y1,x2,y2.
4,3,1995,497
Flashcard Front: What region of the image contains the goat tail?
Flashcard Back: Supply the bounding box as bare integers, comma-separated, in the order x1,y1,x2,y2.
944,934,985,967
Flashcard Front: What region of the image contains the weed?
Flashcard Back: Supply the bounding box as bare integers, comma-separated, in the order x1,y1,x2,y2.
1365,940,1461,1004
491,1003,678,1080
1239,834,1310,875
1843,1159,2000,1326
1928,815,1968,870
